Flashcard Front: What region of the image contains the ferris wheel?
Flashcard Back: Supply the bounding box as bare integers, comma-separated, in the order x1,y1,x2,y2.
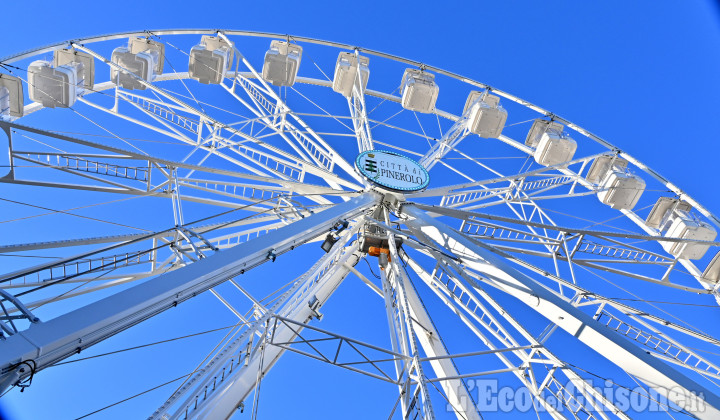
1,30,720,419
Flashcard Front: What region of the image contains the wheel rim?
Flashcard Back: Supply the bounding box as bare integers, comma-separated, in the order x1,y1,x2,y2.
1,30,719,419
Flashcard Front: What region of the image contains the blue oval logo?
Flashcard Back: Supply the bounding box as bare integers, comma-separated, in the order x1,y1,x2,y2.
356,150,430,192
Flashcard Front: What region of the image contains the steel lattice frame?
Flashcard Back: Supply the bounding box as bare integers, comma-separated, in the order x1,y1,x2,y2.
1,29,720,419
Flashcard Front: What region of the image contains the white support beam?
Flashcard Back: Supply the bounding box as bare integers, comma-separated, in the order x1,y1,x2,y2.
150,229,359,417
347,58,374,153
412,153,604,200
401,268,482,420
173,244,363,419
440,234,720,348
400,203,720,420
385,226,435,419
2,121,345,197
419,252,626,419
0,212,299,254
216,33,364,186
73,43,362,192
0,192,380,391
418,109,471,171
379,265,416,416
403,253,580,419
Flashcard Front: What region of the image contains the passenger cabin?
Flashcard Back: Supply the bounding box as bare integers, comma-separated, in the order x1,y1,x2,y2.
702,251,720,284
0,86,8,117
28,60,82,108
463,91,507,138
400,69,439,113
526,119,577,167
111,37,165,90
54,49,95,90
332,52,369,97
646,197,716,260
0,74,24,118
189,36,233,85
262,40,302,87
587,155,645,210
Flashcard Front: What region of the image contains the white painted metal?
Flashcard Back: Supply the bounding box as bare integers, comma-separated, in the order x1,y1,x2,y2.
400,260,482,420
0,74,23,118
464,91,507,138
188,36,232,84
665,211,717,260
346,53,374,153
419,108,471,171
333,51,369,97
403,251,627,419
0,121,350,216
2,30,720,420
0,29,717,230
166,243,363,419
75,43,361,193
262,40,302,87
419,124,718,297
53,49,95,89
111,46,158,90
215,33,364,186
6,28,715,224
401,203,720,419
597,169,646,210
383,224,435,419
401,68,439,113
533,128,577,167
0,192,379,390
27,60,80,108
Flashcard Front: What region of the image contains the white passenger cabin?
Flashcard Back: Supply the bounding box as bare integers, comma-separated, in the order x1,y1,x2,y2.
598,172,646,210
646,197,716,260
400,69,439,113
666,211,716,260
463,91,507,138
702,251,720,284
54,49,95,90
0,87,8,116
587,155,645,210
262,40,302,87
111,38,165,90
28,60,82,108
0,74,23,119
189,36,233,85
332,52,369,97
526,119,576,166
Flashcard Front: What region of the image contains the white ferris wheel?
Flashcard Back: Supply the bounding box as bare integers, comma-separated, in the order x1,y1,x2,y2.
1,30,720,419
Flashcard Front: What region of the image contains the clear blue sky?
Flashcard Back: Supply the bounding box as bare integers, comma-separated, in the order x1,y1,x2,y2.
1,1,720,419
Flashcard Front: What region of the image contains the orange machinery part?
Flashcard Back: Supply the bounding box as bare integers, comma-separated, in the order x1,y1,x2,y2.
367,246,391,261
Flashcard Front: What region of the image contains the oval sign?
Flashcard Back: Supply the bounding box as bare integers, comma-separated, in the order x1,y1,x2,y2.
356,150,430,192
